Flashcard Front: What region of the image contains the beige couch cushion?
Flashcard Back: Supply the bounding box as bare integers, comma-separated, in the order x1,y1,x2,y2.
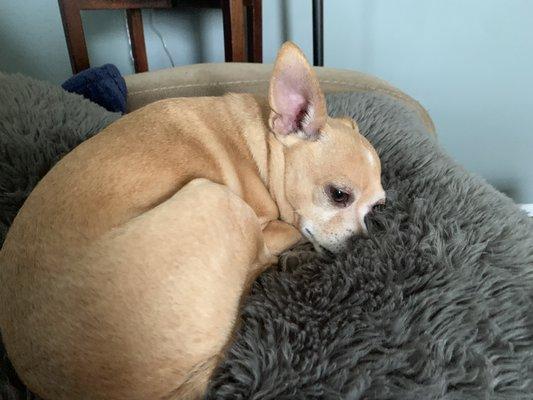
125,63,435,135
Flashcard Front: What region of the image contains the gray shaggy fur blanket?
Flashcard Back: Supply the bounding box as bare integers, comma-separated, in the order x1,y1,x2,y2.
1,73,532,400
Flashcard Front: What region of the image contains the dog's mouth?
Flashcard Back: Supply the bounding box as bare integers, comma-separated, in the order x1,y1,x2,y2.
303,227,318,245
303,228,335,257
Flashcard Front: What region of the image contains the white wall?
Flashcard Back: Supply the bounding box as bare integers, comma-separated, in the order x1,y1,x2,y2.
324,0,533,203
1,0,531,202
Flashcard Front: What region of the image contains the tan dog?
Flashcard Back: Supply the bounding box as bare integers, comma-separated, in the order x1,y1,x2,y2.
0,42,385,400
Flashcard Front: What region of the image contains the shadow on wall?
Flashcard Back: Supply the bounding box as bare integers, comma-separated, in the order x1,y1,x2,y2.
139,7,213,67
80,7,218,74
0,2,72,83
0,30,36,76
490,179,522,203
184,8,206,64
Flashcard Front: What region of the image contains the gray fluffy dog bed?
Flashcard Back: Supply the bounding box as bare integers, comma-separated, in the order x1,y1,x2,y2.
1,73,532,400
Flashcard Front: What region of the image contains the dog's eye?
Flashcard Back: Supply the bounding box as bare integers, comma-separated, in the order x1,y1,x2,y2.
327,185,352,207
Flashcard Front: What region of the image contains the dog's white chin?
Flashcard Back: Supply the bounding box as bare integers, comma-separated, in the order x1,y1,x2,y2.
307,238,336,256
310,240,325,253
300,225,338,256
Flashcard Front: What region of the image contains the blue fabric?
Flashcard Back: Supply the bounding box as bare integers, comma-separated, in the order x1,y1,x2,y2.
61,64,127,114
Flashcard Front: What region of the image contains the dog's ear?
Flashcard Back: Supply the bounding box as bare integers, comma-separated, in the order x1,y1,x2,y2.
268,42,326,141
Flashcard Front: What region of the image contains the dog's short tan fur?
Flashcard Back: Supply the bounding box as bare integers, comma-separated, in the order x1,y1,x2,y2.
0,42,384,399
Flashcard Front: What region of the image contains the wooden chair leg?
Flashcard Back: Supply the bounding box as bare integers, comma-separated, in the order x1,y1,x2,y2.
221,0,246,62
126,9,149,73
245,0,262,63
57,0,89,74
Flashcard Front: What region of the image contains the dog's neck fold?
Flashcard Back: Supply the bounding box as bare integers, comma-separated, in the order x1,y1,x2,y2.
266,134,297,226
237,94,297,226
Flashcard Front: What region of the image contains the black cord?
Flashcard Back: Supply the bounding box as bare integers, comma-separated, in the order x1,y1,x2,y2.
312,0,324,66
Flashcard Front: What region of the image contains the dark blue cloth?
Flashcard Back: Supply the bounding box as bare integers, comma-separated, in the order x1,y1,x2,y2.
62,64,127,114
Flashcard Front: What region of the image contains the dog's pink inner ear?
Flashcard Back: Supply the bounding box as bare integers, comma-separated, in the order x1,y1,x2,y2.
272,83,308,134
269,44,326,140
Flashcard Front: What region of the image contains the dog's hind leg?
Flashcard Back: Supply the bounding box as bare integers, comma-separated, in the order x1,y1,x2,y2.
15,179,273,400
262,219,303,255
94,178,274,399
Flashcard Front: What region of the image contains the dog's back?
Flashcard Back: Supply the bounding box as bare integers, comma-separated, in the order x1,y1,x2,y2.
1,94,270,255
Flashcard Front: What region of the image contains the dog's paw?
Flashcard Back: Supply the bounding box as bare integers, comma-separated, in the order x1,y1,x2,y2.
262,220,303,256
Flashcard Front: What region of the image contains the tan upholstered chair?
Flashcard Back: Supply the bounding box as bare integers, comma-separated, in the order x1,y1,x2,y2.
124,63,436,136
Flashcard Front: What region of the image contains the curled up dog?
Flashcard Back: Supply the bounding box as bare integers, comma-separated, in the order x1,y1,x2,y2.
0,42,385,399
